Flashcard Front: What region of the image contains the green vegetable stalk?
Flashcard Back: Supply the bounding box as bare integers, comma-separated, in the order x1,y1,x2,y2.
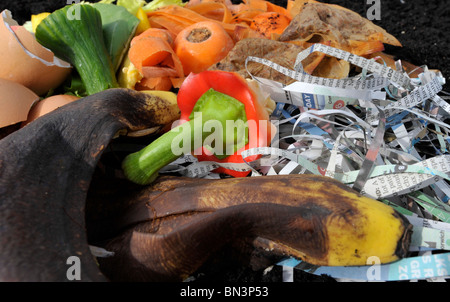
122,88,248,185
35,4,118,95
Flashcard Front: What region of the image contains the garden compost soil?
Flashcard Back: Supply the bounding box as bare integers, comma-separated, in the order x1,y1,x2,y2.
0,0,448,282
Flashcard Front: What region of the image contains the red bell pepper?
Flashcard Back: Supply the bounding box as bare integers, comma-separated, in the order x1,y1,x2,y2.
122,70,274,185
177,70,273,177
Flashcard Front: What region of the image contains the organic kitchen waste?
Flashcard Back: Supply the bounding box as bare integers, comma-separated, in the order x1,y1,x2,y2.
0,0,449,282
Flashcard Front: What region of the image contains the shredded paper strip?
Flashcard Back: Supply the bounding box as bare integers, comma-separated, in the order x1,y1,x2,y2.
160,44,450,282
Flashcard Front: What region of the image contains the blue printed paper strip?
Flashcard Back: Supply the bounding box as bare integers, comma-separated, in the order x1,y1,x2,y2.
278,252,450,281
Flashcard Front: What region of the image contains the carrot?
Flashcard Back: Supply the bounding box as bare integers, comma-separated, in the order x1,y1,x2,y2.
135,76,173,91
250,11,291,39
129,29,184,78
145,1,292,43
240,0,292,17
149,15,193,37
174,20,234,75
147,5,239,37
148,5,207,23
128,37,173,72
187,2,234,23
131,28,174,45
170,77,185,89
348,40,385,57
141,66,180,78
231,9,263,24
161,53,184,77
186,0,242,15
128,27,185,91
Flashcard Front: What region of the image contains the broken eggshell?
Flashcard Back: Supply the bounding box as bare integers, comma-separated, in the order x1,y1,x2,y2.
0,10,72,96
22,94,80,126
0,78,40,128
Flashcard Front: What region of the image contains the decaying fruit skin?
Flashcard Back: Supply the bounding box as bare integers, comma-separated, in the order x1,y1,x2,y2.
0,88,180,281
88,174,412,282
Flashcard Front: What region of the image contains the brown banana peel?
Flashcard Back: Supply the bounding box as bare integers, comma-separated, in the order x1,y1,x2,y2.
0,88,179,281
86,174,412,282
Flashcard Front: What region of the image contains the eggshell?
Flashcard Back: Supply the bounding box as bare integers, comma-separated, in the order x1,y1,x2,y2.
0,78,40,128
23,94,79,126
0,10,72,96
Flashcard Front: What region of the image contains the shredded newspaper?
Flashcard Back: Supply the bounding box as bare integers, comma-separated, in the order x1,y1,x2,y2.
159,44,450,282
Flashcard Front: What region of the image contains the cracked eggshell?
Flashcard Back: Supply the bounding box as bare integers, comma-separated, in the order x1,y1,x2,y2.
0,10,72,96
22,94,79,126
0,78,40,128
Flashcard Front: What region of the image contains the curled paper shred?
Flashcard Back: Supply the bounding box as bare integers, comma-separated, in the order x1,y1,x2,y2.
159,43,450,281
278,251,450,282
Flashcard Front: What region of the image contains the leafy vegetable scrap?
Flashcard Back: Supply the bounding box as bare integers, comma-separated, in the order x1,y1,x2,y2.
35,3,139,96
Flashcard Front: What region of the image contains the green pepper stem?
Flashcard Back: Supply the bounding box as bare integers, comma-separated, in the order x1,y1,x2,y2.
122,89,248,185
122,117,204,185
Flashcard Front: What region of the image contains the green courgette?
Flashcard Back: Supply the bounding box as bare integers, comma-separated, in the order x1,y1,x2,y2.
35,4,119,95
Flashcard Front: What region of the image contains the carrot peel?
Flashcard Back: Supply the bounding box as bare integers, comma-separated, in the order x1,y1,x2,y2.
128,28,184,91
174,21,234,75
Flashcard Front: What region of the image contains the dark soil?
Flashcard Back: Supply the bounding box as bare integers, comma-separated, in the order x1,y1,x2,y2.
1,0,448,283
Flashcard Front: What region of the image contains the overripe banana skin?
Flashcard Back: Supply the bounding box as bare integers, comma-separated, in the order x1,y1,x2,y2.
0,88,180,281
88,174,412,281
